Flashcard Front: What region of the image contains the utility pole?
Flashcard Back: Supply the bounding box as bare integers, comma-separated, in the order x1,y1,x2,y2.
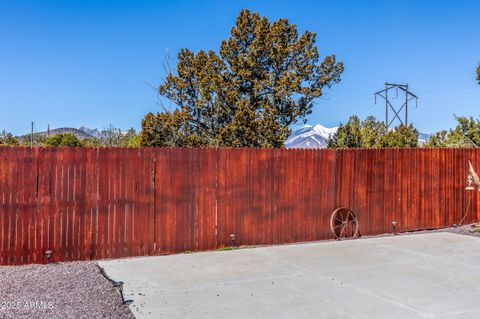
31,121,34,146
405,83,408,125
47,124,50,137
385,83,388,129
374,82,418,130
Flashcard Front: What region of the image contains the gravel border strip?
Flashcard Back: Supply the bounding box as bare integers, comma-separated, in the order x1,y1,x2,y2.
0,261,135,319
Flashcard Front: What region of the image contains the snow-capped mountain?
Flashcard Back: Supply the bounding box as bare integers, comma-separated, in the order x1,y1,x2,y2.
285,124,430,148
417,133,430,145
78,126,129,140
285,124,338,148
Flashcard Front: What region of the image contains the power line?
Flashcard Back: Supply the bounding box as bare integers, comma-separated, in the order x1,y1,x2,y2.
374,83,419,130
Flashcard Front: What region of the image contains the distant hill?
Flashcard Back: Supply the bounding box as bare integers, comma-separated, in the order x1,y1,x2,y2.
19,126,133,141
20,127,95,140
19,125,430,147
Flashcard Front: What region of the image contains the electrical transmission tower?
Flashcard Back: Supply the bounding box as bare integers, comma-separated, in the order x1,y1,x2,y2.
374,83,418,130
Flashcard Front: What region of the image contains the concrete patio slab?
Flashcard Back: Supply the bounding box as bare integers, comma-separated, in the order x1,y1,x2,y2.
99,233,480,319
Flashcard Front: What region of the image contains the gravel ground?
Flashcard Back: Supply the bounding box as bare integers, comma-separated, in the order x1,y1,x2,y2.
393,223,480,238
0,261,134,319
444,223,480,237
351,223,480,240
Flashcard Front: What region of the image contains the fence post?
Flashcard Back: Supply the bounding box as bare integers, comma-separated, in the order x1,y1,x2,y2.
150,150,157,255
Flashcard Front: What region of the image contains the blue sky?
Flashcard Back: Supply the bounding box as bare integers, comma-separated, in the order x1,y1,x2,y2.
1,0,479,135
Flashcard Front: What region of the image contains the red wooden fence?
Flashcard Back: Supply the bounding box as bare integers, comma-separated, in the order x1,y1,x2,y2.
0,147,478,265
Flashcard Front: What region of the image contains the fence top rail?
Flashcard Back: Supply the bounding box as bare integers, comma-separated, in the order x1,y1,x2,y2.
0,146,479,152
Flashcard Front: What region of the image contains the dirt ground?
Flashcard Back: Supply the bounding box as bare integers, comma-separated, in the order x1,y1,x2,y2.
0,261,134,319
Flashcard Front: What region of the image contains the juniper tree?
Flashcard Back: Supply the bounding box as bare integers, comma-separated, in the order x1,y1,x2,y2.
328,116,419,148
327,116,387,148
377,124,419,148
44,133,83,147
0,131,20,146
423,130,449,147
424,115,480,147
477,64,480,84
327,115,363,148
141,9,344,147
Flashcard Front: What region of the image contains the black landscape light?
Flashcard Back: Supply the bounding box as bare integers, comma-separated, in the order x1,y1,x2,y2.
229,233,236,247
45,250,53,263
113,281,125,304
391,220,397,235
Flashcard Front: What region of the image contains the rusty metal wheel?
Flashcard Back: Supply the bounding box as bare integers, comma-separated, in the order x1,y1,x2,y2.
330,207,359,240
